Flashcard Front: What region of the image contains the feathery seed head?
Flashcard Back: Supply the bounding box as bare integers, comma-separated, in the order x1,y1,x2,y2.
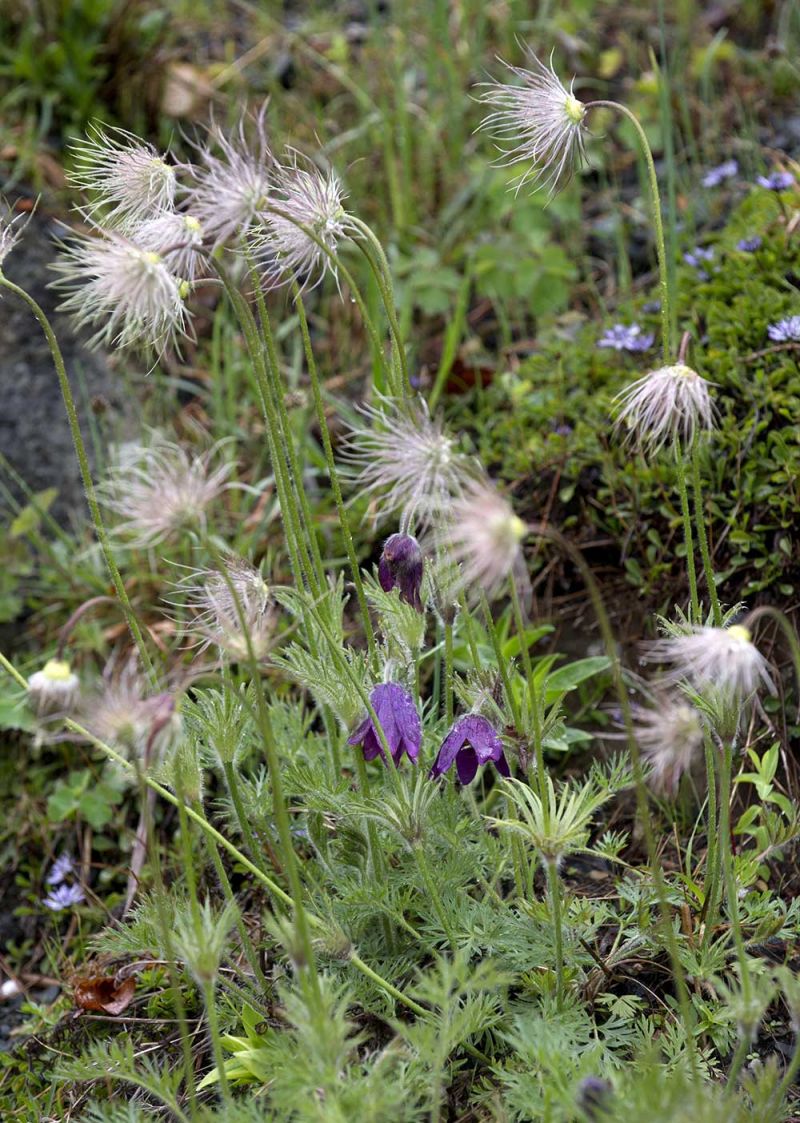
439,477,528,601
132,210,206,281
476,48,587,194
69,125,176,230
100,439,233,547
644,623,774,698
185,112,274,246
171,557,274,662
52,226,188,353
253,157,348,290
634,696,704,794
0,202,28,269
340,399,472,532
28,659,80,717
614,363,715,453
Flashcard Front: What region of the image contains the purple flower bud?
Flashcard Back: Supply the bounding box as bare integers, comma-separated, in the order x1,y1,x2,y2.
378,533,424,611
576,1076,613,1121
429,714,510,784
756,171,794,191
43,883,85,911
347,683,421,765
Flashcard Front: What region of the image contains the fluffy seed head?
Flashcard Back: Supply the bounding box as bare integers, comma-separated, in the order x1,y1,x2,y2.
340,399,473,532
0,201,28,269
614,363,715,453
171,557,274,662
438,477,528,601
52,226,188,353
634,697,704,794
69,125,176,230
644,623,775,698
28,659,80,717
100,439,234,547
132,210,206,281
476,48,587,194
185,112,274,246
253,156,348,289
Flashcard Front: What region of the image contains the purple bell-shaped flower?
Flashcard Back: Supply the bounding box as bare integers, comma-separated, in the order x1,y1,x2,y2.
348,683,421,765
430,714,510,783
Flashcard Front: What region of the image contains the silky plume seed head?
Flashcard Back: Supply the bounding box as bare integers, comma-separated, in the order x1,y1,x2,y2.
184,110,274,246
68,125,176,230
132,210,206,282
643,623,775,699
438,476,529,601
99,439,234,547
613,363,715,453
52,225,188,354
633,696,704,794
0,201,28,270
170,557,274,662
476,48,587,194
340,398,474,532
253,156,348,290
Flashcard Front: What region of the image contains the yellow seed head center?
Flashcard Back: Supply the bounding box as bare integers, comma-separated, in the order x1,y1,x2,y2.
728,625,752,645
564,95,586,125
43,659,73,681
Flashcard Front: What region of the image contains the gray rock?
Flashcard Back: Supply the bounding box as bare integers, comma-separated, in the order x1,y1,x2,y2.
0,210,130,527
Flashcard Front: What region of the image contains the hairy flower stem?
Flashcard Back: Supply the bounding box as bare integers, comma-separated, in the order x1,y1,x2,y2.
691,442,722,626
222,759,268,867
674,438,699,623
444,620,454,726
292,286,376,657
198,809,270,991
479,593,523,732
545,858,565,1010
718,743,752,1000
202,978,231,1102
0,276,156,684
348,215,410,396
510,578,548,805
587,102,672,363
414,842,457,953
700,734,720,942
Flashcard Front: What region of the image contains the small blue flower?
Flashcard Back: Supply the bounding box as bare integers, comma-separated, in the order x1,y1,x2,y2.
348,683,421,765
683,246,714,268
736,236,762,253
43,883,85,911
767,316,800,343
46,854,75,886
378,533,424,612
701,159,738,188
429,714,510,783
597,324,654,353
756,171,795,191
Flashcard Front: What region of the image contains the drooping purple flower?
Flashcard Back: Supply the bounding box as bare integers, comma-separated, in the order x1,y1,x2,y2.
683,246,714,268
378,533,424,611
597,324,654,353
701,159,738,188
756,171,795,191
767,316,800,343
736,235,762,252
429,714,510,784
46,854,75,886
347,683,421,765
43,883,86,911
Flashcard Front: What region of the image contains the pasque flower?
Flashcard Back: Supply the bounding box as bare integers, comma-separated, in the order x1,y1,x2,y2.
430,714,510,783
171,556,274,661
378,533,424,611
439,476,528,600
347,683,421,765
0,201,28,269
614,363,715,453
476,48,587,194
133,211,206,281
633,696,704,794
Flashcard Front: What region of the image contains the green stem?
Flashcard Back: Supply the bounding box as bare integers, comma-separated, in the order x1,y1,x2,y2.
691,442,721,626
674,438,699,623
293,285,376,657
223,759,270,868
414,843,457,953
0,275,155,683
588,101,672,364
443,620,454,726
202,979,231,1102
349,215,410,396
546,858,565,1010
719,743,751,997
509,579,547,803
700,734,720,944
